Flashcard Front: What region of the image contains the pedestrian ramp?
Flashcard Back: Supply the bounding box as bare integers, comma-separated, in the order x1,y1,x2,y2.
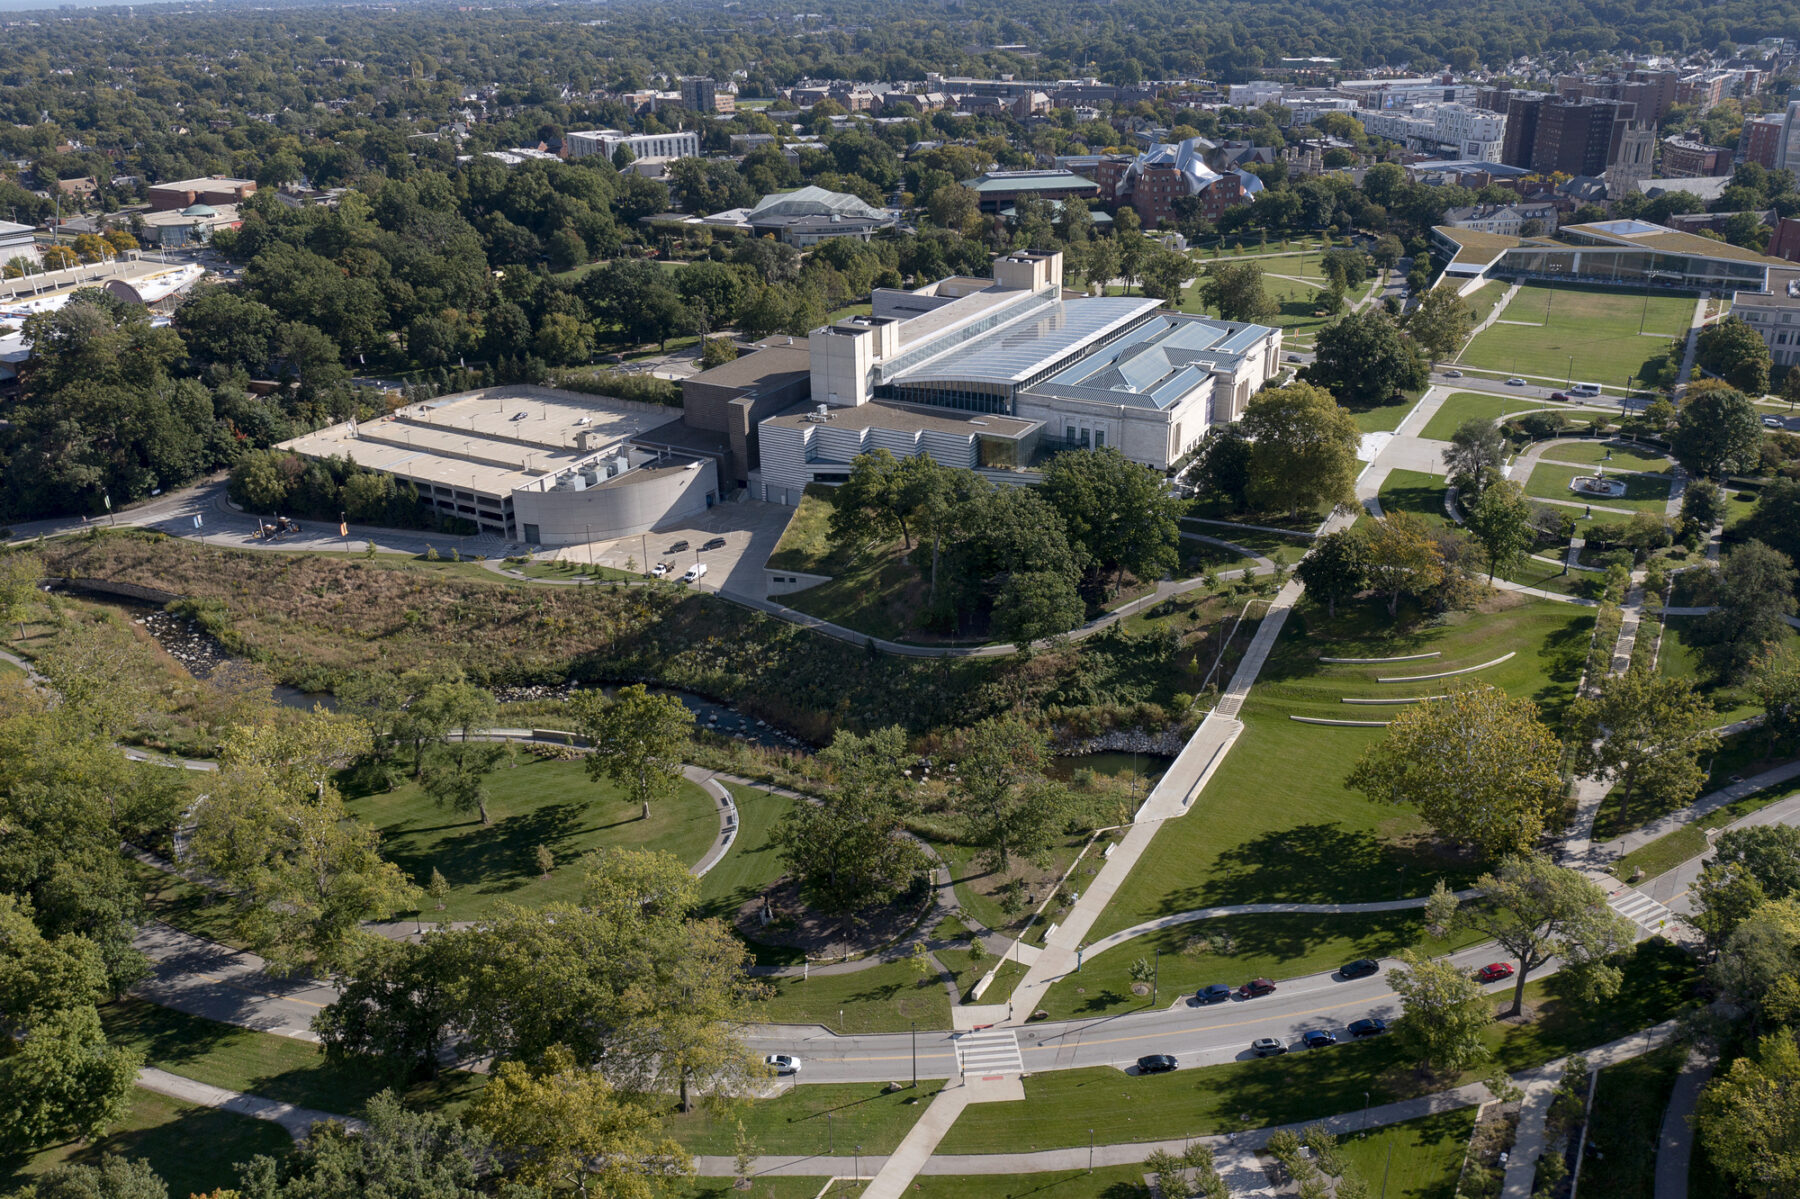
1609,885,1676,936
953,1028,1024,1077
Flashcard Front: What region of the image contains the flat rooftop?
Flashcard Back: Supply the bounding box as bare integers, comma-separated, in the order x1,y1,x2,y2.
765,399,1038,439
893,296,1165,386
278,386,681,499
685,344,811,392
1562,220,1793,266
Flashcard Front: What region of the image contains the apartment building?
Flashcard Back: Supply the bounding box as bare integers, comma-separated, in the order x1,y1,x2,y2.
566,129,700,163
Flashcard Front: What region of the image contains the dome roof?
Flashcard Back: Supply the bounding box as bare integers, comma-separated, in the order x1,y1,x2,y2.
181,203,217,217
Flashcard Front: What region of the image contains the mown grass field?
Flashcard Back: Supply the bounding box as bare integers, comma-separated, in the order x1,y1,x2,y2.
0,1089,294,1199
1419,392,1574,441
1087,597,1594,941
1459,285,1693,388
1524,461,1673,515
345,757,719,920
1578,1044,1688,1199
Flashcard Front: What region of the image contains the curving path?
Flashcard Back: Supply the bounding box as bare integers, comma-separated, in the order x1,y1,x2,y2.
1075,889,1484,962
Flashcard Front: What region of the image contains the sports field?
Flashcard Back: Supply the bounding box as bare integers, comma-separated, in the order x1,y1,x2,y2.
1458,285,1695,388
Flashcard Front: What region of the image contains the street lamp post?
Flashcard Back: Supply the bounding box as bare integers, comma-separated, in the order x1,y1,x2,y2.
1088,1129,1094,1174
855,1145,862,1188
1152,949,1159,1007
1363,1091,1371,1135
911,1021,917,1089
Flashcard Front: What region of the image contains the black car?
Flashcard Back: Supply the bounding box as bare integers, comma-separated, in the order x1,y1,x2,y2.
703,537,727,550
1339,958,1380,980
1347,1018,1388,1038
1196,983,1234,1004
1136,1054,1178,1074
1250,1037,1287,1057
1301,1030,1338,1049
668,540,690,553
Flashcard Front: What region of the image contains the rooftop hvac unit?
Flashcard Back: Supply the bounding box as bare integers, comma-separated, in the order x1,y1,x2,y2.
613,454,630,476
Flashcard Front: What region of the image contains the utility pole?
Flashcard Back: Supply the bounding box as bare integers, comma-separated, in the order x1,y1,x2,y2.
1152,949,1159,1007
910,1021,917,1089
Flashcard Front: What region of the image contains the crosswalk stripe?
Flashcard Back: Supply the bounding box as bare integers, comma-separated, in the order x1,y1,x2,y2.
953,1029,1024,1075
1608,886,1674,932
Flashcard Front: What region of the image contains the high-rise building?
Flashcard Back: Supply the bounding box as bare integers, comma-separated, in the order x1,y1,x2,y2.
1501,93,1635,177
1745,115,1786,170
1774,101,1800,179
678,76,733,114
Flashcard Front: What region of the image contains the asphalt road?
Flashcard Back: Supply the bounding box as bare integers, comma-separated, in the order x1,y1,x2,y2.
745,942,1523,1083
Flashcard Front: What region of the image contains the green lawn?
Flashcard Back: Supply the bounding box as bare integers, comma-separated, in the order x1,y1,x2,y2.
99,999,484,1119
1179,519,1313,566
1338,1107,1477,1199
1656,615,1798,725
699,784,796,924
1462,281,1505,327
1349,389,1423,434
1038,910,1483,1021
1524,461,1673,515
1614,786,1800,882
1420,393,1574,442
909,1164,1154,1198
760,958,950,1033
1578,1043,1688,1199
133,857,245,947
766,490,841,574
667,1081,936,1156
1498,556,1606,601
515,559,640,582
1538,442,1672,473
0,1088,294,1199
938,940,1693,1154
346,757,718,920
685,1179,839,1199
1087,598,1594,941
1460,285,1693,389
781,546,930,642
1378,468,1450,529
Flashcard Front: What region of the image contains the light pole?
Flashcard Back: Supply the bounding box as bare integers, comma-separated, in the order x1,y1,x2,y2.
827,1112,833,1155
1363,1091,1370,1135
1152,949,1159,1007
911,1020,917,1089
1566,354,1573,388
1088,1129,1094,1174
855,1145,861,1188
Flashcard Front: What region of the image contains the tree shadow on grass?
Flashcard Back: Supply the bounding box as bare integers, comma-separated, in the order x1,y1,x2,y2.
380,800,591,899
1530,615,1595,724
1169,823,1465,910
0,1101,293,1199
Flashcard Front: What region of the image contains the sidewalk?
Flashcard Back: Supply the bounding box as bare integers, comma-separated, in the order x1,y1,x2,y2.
136,1067,359,1140
1654,1046,1717,1199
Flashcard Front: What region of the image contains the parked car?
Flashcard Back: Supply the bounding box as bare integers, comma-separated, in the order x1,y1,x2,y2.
1250,1037,1288,1057
764,1054,801,1074
1285,353,1303,362
703,536,728,550
1506,377,1527,386
668,540,690,553
1476,962,1516,983
1136,1054,1178,1074
1301,1029,1338,1049
1238,978,1277,999
1196,983,1234,1004
1339,959,1380,980
650,562,670,578
1347,1018,1388,1038
1765,415,1785,428
1444,369,1463,378
682,563,709,584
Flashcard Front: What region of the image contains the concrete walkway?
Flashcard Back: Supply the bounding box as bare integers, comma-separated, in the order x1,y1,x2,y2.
136,1067,359,1140
1500,1021,1684,1199
1594,758,1800,866
859,1080,975,1199
1654,1045,1717,1199
696,1017,1685,1180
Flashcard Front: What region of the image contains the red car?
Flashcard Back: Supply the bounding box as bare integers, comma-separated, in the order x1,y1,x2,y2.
1239,978,1277,998
1476,962,1515,984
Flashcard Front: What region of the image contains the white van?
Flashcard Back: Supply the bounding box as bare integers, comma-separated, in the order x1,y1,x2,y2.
1570,382,1602,398
682,563,708,585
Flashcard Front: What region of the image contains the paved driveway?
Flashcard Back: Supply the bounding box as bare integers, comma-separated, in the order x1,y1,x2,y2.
552,499,795,598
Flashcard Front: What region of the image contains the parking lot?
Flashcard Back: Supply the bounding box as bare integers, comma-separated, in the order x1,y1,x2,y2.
548,499,796,598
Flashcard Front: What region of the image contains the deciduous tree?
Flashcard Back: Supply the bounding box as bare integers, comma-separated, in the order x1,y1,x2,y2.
1697,540,1798,681
1689,826,1800,950
1238,383,1361,517
1571,670,1719,824
1362,512,1445,616
569,684,694,818
1295,527,1368,618
1198,261,1276,323
1695,1030,1800,1198
1305,307,1428,409
954,716,1068,872
1462,853,1635,1018
1040,446,1181,590
1464,477,1534,582
1386,950,1491,1074
1404,285,1475,363
1672,382,1763,479
1442,418,1506,498
1347,687,1562,859
236,1092,493,1199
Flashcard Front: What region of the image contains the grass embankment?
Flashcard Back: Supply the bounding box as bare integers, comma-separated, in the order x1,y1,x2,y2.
759,958,951,1033
1377,469,1451,529
1459,285,1694,387
1039,911,1482,1021
0,1089,293,1199
1578,1043,1687,1199
99,999,485,1119
1538,442,1672,473
1614,786,1800,882
939,940,1692,1154
345,757,718,920
1087,597,1593,941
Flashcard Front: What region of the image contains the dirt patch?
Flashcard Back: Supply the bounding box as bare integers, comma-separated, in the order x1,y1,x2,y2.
737,876,928,961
